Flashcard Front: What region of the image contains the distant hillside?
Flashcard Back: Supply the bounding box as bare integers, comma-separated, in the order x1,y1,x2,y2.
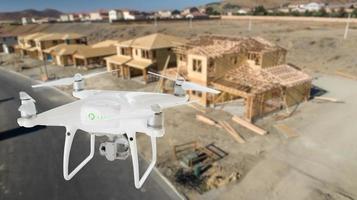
206,0,356,9
0,9,62,21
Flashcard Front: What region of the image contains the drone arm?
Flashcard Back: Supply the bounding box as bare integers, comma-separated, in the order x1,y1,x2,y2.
127,132,157,189
63,127,95,180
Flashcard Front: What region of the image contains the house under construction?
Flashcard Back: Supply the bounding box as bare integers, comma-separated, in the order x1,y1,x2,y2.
162,35,312,121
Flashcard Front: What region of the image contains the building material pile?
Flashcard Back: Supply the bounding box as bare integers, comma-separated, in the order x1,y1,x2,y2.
232,116,267,135
218,121,246,144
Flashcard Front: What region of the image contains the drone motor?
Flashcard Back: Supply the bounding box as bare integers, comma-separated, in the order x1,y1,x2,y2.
18,91,37,118
73,74,85,92
147,104,163,129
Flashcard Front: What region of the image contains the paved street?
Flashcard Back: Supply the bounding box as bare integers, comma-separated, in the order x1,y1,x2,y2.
0,68,179,200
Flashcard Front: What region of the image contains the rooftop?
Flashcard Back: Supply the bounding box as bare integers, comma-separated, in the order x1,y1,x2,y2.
34,32,85,41
43,44,88,55
213,63,311,96
119,33,187,50
90,40,119,48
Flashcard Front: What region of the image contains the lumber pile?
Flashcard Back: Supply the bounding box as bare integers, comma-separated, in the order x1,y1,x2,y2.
196,114,221,128
218,121,246,144
189,103,206,113
232,116,267,135
335,70,357,80
314,96,344,103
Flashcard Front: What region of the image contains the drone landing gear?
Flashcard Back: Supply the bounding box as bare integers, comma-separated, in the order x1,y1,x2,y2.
63,128,95,180
127,132,157,189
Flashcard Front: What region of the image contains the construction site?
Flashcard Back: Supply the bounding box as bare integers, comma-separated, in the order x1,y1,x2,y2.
1,18,357,200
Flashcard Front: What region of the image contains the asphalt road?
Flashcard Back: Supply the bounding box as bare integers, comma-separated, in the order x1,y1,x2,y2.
0,69,179,200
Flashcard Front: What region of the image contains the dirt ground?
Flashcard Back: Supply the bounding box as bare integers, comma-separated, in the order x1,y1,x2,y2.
1,19,357,199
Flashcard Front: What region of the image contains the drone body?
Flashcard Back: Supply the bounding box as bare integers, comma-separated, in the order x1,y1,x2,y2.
17,71,219,189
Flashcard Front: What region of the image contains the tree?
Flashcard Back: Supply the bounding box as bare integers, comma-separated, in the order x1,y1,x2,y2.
352,8,357,18
172,9,181,15
336,7,347,18
304,10,312,16
315,8,328,17
223,3,240,10
253,5,268,16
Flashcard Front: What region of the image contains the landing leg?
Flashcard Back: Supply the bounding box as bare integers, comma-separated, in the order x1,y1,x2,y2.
127,132,157,189
63,128,95,180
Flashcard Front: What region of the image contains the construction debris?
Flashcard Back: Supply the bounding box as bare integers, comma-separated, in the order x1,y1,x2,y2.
232,115,267,135
173,142,229,194
205,165,241,190
314,96,344,103
173,141,228,169
218,121,246,144
274,124,299,138
196,114,221,128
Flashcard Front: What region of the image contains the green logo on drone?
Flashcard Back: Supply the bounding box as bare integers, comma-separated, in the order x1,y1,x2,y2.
88,113,96,120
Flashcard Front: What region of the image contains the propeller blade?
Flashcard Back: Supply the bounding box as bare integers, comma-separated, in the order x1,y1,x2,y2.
148,71,176,81
82,70,109,79
181,81,220,94
32,77,74,88
32,70,111,88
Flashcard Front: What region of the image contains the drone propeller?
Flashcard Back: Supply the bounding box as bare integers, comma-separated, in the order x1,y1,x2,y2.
148,71,220,94
32,70,109,88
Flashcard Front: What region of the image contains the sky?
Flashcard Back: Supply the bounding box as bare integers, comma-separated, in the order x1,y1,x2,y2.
0,0,218,12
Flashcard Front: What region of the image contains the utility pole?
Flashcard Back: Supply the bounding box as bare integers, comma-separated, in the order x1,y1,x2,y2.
154,16,158,27
344,13,351,40
42,54,49,81
189,17,193,28
248,18,252,32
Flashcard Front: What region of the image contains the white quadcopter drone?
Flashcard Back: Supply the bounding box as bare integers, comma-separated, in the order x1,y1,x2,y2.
17,70,219,189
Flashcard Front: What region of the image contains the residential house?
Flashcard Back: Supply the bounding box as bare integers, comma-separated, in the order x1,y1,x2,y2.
105,33,187,83
33,17,57,24
157,10,172,19
122,10,146,20
109,9,124,23
17,32,46,58
182,7,209,19
181,7,200,15
21,17,31,25
0,34,18,54
73,40,118,68
43,44,88,66
33,33,87,60
90,11,109,21
163,35,311,121
78,13,91,21
69,14,80,22
17,32,87,60
304,2,324,12
60,14,70,22
43,40,117,68
237,8,250,15
185,12,209,19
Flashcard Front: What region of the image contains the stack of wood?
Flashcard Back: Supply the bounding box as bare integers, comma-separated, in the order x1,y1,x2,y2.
314,96,344,103
218,121,246,144
231,116,267,135
196,114,220,128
